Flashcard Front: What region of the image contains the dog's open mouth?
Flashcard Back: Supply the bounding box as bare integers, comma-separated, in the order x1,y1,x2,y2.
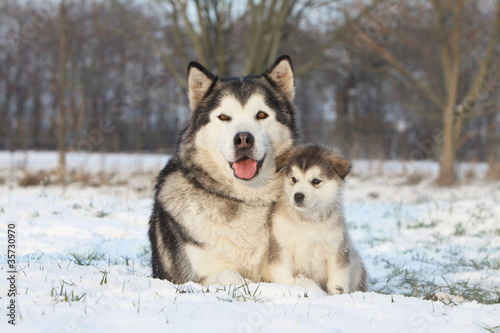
229,155,265,181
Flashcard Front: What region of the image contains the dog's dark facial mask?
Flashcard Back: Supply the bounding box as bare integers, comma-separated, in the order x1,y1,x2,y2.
183,56,297,185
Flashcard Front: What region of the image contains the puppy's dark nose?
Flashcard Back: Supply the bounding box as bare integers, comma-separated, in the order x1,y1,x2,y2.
294,192,305,204
233,132,254,150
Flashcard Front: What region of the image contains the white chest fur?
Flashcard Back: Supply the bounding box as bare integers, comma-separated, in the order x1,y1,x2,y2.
159,171,271,282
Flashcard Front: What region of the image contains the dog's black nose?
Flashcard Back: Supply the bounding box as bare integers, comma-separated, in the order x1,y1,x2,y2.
294,192,305,204
233,132,254,150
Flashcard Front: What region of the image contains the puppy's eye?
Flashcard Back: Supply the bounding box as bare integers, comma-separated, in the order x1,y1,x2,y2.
218,114,231,121
312,179,322,185
256,111,269,120
291,177,297,184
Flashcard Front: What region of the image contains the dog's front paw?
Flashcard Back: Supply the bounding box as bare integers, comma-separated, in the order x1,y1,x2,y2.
207,270,247,286
329,285,345,295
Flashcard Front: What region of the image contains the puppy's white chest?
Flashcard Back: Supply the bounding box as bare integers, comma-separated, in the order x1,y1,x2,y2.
273,210,343,274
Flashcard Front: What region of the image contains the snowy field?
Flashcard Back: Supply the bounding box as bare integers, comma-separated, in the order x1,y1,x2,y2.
1,151,499,332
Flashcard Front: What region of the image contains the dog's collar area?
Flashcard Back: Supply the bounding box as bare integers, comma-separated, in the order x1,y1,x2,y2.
229,155,266,181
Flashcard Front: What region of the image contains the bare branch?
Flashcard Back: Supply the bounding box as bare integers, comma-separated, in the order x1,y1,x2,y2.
295,0,385,76
354,26,445,110
459,0,500,116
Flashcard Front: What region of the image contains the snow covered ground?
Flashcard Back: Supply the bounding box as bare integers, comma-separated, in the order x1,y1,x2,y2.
0,151,499,332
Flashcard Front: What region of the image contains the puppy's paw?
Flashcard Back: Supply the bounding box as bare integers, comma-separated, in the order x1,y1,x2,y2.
294,276,326,295
242,278,255,285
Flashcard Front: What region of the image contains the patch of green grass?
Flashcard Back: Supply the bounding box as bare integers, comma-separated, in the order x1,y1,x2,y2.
106,255,134,267
450,254,500,271
137,246,152,267
69,250,106,266
100,270,108,285
479,325,500,333
69,249,144,269
172,282,263,303
174,284,197,294
374,268,500,306
371,255,500,306
407,221,437,229
28,251,44,260
214,282,263,303
51,280,87,304
122,256,131,266
454,223,466,236
96,210,110,218
440,277,500,305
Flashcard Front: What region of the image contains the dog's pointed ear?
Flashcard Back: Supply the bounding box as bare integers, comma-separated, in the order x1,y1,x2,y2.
264,55,294,103
188,62,217,111
331,155,351,179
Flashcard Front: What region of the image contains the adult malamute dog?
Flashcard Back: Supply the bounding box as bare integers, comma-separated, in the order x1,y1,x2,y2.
149,56,298,286
263,144,367,294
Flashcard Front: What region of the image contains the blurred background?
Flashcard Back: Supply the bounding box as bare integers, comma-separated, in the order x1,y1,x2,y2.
1,0,499,185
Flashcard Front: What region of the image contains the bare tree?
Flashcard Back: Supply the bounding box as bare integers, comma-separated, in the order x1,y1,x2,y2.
113,0,383,82
355,0,500,185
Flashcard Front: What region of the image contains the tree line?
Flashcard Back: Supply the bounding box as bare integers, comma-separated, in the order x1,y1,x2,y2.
0,0,499,184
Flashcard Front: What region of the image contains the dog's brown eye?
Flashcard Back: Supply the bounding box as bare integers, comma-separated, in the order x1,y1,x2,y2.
312,179,322,185
291,177,297,183
256,111,269,120
218,114,231,121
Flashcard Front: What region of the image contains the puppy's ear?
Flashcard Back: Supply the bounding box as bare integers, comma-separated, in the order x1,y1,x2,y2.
187,62,217,112
264,55,294,103
331,155,351,179
276,149,293,173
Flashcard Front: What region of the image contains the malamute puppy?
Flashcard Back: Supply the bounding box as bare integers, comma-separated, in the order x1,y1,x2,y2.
149,56,298,286
263,144,367,294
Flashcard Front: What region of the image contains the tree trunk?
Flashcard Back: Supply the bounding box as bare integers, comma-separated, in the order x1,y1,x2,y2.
435,0,463,185
58,0,67,182
438,106,456,185
334,85,351,151
32,90,42,149
486,115,500,179
1,54,13,150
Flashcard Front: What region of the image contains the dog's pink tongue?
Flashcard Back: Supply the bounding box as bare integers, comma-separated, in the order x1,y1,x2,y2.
232,159,258,180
